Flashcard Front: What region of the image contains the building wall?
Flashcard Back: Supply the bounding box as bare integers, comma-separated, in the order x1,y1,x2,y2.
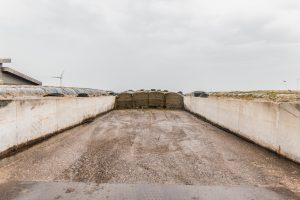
0,71,36,85
0,96,115,154
184,96,300,164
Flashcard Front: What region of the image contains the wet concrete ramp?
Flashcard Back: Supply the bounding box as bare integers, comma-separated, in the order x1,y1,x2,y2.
1,110,299,199
1,181,298,200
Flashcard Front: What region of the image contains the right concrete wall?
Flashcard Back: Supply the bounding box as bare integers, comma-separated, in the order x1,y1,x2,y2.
184,96,300,164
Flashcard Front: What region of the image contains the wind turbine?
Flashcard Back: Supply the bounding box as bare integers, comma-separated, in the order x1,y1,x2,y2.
52,70,64,87
282,80,289,91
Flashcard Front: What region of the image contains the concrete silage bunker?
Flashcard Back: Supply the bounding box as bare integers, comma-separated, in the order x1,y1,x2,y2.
149,91,165,108
132,91,149,109
165,92,184,109
116,92,133,109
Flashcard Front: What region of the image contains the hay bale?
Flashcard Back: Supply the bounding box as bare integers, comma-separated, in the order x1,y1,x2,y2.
149,91,165,108
132,91,149,108
165,92,183,109
116,92,133,109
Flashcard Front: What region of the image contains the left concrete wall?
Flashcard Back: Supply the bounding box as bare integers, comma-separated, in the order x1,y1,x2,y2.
0,96,115,154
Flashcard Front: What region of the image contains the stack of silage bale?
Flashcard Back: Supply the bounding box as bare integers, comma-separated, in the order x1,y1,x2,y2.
115,91,133,109
165,92,184,109
149,91,165,108
132,91,149,108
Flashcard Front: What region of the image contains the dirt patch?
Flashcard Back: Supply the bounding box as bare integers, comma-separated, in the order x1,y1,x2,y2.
295,104,300,112
0,100,12,108
62,134,136,183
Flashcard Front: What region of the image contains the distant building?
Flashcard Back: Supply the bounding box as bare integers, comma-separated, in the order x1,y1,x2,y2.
0,58,42,85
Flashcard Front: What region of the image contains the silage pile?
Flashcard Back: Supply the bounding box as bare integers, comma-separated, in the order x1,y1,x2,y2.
115,92,133,109
165,92,184,109
115,90,184,110
149,91,165,108
132,91,149,108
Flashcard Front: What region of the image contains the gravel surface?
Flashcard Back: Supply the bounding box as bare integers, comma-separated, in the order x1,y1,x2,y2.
0,109,299,196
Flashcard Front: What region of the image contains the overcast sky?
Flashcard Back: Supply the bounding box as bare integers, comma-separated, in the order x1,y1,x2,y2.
0,0,300,92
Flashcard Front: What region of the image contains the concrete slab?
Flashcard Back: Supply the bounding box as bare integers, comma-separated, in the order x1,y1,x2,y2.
0,182,298,200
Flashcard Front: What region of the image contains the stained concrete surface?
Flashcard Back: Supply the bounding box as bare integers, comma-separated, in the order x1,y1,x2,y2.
0,182,298,200
0,110,299,199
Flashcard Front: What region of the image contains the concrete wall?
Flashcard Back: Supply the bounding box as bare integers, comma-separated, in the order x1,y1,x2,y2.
184,96,300,164
0,96,115,154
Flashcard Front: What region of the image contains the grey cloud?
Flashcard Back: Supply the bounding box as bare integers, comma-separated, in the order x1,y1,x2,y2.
0,0,299,92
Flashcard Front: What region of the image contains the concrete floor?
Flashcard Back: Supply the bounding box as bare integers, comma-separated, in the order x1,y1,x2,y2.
0,110,299,199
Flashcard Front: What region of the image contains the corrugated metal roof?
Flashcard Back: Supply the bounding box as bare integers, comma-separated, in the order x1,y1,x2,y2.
0,85,110,98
